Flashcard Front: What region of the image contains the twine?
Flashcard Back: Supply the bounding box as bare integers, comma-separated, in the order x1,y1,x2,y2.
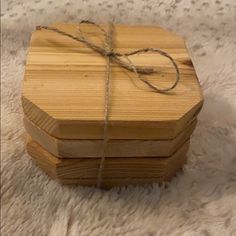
36,20,180,188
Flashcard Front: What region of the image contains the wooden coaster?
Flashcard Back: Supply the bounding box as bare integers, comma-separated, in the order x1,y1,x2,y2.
26,137,189,188
24,116,197,158
22,23,203,140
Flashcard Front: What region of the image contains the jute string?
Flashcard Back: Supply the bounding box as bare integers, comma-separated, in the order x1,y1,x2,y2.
36,20,180,188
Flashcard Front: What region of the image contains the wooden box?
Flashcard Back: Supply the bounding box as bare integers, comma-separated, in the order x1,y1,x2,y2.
22,23,203,188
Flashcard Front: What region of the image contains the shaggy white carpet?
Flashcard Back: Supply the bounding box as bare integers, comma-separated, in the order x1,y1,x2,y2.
1,0,236,235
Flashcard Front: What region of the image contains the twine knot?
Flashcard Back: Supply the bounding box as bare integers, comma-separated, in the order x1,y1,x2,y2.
105,51,114,57
36,20,180,188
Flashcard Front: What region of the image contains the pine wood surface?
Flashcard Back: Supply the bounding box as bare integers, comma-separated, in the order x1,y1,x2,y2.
24,116,196,158
27,137,189,183
22,23,203,139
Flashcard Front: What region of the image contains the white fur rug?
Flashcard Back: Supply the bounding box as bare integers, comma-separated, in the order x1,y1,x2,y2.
1,0,236,235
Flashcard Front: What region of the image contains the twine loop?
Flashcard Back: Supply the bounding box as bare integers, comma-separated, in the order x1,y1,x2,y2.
36,20,180,188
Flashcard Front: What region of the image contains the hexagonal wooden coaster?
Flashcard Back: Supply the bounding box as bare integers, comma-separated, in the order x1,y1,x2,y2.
22,23,203,140
24,116,196,158
26,138,189,188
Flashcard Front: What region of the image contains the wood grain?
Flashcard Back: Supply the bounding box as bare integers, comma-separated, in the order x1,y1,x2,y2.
22,23,203,139
24,116,196,158
27,137,189,187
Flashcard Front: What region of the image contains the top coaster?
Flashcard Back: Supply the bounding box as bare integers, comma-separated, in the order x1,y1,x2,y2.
22,23,203,139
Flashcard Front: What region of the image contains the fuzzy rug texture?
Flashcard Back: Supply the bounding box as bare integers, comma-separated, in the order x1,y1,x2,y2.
1,0,236,235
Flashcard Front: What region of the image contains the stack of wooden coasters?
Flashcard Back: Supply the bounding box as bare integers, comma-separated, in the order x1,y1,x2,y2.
22,23,203,188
